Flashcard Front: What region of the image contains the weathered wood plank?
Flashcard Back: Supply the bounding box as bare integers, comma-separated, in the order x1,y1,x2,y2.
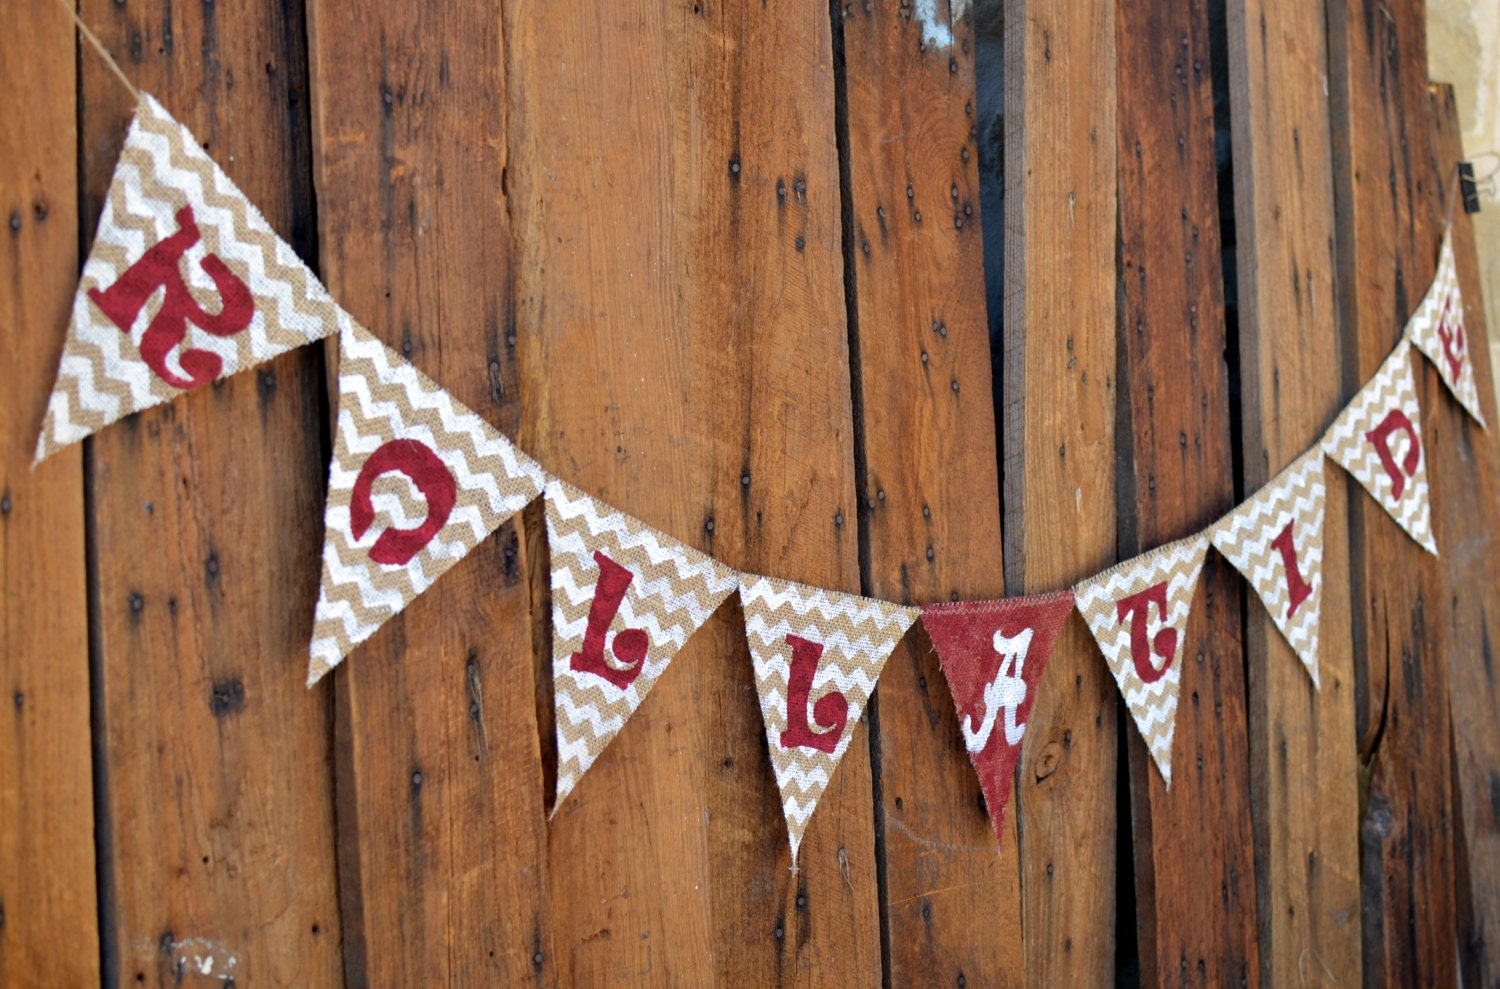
838,0,1021,983
305,3,554,984
1426,83,1500,989
506,0,879,984
1114,0,1259,982
0,3,98,986
78,2,343,985
1224,0,1364,979
1325,0,1459,982
1001,0,1119,984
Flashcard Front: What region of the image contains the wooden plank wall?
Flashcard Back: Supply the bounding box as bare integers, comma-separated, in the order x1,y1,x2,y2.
1003,0,1121,984
77,2,343,986
1225,0,1363,983
6,0,1500,985
0,3,97,986
1115,0,1259,982
306,2,553,984
1327,0,1463,983
1427,85,1500,989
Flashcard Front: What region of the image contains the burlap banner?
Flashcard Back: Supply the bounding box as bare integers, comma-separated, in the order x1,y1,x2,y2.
1321,338,1437,555
307,321,545,684
1074,534,1210,785
546,479,738,811
1211,448,1327,686
920,591,1076,852
36,93,346,461
741,575,919,866
1407,227,1486,427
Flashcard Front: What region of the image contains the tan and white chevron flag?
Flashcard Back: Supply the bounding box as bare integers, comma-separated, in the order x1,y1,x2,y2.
741,575,919,866
35,93,346,461
307,321,545,684
1211,448,1327,686
546,479,738,809
1321,338,1437,554
1407,228,1486,426
1074,533,1210,785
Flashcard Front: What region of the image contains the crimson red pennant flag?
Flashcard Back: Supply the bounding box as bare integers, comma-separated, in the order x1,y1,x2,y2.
920,590,1075,853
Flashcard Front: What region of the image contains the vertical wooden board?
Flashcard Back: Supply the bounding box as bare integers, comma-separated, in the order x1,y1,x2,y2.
1325,0,1458,983
1427,83,1500,989
1224,0,1363,981
1114,0,1259,983
0,3,98,986
1002,0,1119,984
78,2,343,986
839,0,1021,984
305,2,553,985
506,0,880,984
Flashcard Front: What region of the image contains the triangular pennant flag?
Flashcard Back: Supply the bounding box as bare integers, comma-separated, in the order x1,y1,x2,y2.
1074,533,1210,785
1321,338,1437,554
36,93,346,461
1407,228,1486,426
1211,448,1327,686
741,575,919,866
546,479,738,809
307,321,545,684
920,590,1075,852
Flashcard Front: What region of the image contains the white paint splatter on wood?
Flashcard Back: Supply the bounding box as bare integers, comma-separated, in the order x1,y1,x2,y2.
129,936,240,983
914,0,970,50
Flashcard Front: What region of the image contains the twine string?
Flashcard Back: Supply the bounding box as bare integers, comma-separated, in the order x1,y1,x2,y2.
53,0,140,100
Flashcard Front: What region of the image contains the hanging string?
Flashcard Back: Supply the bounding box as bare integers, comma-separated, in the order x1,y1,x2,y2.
52,0,141,101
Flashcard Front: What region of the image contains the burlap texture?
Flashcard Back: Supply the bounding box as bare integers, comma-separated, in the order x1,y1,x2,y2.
1074,533,1209,785
307,321,545,683
37,93,345,461
546,479,738,810
920,590,1076,852
1407,228,1486,426
741,574,918,865
1321,339,1437,554
1212,448,1327,685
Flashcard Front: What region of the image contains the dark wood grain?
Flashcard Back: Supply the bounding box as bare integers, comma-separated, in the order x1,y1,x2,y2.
1224,0,1363,980
1114,0,1259,983
0,3,98,985
1426,83,1500,989
1002,0,1120,984
1326,0,1459,983
79,0,343,984
839,0,1021,984
305,2,555,984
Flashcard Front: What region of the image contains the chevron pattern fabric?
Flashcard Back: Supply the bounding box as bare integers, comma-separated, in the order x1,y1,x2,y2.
307,321,545,684
35,93,346,461
1321,339,1437,554
741,575,919,865
1211,448,1327,686
1407,228,1486,426
546,480,738,810
1074,533,1209,785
